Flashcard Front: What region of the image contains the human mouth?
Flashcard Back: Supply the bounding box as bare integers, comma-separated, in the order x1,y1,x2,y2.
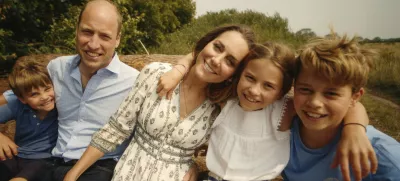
86,51,101,58
41,99,54,107
243,93,259,103
204,61,216,74
304,111,327,119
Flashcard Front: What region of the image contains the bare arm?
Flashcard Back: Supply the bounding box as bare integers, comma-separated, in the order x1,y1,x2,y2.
0,93,18,160
157,53,194,99
63,146,105,181
333,102,378,181
0,94,7,106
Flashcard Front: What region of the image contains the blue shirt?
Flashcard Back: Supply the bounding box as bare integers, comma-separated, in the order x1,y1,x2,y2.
0,90,58,159
283,117,400,181
47,54,139,160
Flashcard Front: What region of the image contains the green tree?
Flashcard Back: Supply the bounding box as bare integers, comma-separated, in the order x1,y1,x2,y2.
121,0,196,48
295,28,316,41
151,9,302,54
0,0,82,55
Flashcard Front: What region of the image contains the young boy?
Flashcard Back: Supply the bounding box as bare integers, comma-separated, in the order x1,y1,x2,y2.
282,34,400,180
0,60,58,181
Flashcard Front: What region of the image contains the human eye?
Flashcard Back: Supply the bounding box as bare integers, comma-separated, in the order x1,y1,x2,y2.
297,87,311,94
45,86,52,92
30,92,39,97
225,57,235,67
264,83,274,90
213,42,223,52
81,29,92,35
245,74,255,82
100,33,112,40
325,91,339,97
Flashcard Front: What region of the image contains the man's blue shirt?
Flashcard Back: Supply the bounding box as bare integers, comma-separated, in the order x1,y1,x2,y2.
283,117,400,181
0,90,58,159
47,54,139,160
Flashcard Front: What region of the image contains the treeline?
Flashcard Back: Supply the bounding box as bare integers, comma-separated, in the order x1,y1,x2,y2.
0,0,195,69
361,37,400,44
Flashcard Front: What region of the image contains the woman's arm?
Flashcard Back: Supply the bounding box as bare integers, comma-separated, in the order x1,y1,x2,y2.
334,102,378,181
157,53,193,99
63,146,104,181
64,63,163,180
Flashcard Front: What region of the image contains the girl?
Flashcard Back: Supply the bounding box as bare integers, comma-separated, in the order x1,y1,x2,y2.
157,42,376,181
63,24,256,181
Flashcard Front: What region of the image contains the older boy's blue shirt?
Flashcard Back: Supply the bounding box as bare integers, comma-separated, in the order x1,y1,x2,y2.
47,54,139,161
282,117,400,181
0,90,58,159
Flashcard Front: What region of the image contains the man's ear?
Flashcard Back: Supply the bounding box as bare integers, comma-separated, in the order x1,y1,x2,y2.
351,87,364,107
115,32,121,48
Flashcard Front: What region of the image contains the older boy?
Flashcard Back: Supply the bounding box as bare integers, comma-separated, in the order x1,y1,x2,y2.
283,34,400,180
0,61,58,181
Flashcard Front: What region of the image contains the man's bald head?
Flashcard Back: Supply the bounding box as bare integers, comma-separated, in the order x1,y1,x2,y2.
77,0,122,35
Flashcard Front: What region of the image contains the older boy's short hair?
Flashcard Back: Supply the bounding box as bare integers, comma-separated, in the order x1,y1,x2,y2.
295,32,377,92
8,60,52,98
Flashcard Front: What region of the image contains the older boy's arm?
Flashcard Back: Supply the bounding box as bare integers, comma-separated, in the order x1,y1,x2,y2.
333,102,378,181
157,53,193,99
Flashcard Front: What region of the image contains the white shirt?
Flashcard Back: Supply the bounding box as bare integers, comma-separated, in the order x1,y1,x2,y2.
206,97,291,180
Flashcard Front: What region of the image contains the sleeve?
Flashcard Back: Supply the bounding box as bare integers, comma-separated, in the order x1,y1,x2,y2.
90,62,167,153
47,58,57,80
0,90,19,123
369,129,400,180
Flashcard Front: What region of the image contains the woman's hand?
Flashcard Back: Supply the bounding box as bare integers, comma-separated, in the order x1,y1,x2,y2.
63,170,79,181
332,124,378,181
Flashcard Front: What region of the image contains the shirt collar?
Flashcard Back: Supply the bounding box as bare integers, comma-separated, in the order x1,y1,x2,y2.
69,53,121,76
21,104,58,118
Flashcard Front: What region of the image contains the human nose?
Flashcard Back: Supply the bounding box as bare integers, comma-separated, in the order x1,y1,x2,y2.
248,84,261,96
39,93,49,101
88,35,100,49
210,55,223,67
307,94,323,108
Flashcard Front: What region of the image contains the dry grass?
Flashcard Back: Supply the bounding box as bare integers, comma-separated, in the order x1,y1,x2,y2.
364,43,400,105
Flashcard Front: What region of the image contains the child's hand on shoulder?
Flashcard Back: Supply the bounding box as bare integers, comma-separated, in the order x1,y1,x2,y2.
332,124,378,181
0,133,18,160
157,66,184,100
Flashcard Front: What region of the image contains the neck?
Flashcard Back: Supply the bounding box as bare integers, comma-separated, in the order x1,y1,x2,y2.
37,110,49,121
79,63,96,79
299,123,341,149
182,68,208,91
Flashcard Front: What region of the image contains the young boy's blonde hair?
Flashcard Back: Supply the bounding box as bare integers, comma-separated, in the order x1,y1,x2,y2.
295,32,377,92
8,60,52,98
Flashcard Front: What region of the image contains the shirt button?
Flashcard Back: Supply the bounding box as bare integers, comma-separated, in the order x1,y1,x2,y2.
33,115,36,118
37,123,40,126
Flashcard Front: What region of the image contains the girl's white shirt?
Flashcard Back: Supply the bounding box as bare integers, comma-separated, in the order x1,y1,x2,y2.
206,96,291,181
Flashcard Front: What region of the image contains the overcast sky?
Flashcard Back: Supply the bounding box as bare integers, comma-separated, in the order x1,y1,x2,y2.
195,0,400,39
